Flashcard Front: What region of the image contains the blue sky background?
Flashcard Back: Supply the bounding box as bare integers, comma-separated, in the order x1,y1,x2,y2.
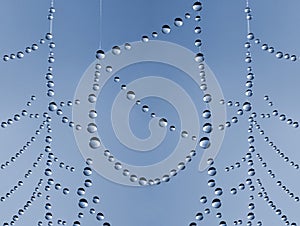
0,0,300,225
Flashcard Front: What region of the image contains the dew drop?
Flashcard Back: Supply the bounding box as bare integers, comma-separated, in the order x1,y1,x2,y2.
195,212,203,221
17,52,24,59
83,167,92,176
203,94,212,103
93,196,100,204
208,167,217,176
159,118,168,127
48,102,57,111
112,46,121,55
202,110,211,119
142,105,149,112
199,137,211,149
200,196,207,203
174,18,184,27
87,123,97,133
96,213,104,221
126,91,136,100
124,43,132,50
79,199,88,208
212,199,222,208
89,137,101,149
195,53,204,63
96,50,105,59
162,25,171,34
181,131,188,138
193,2,202,11
89,110,97,119
203,123,212,133
276,52,283,59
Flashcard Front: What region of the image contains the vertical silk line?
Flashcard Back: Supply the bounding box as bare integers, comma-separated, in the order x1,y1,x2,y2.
99,0,103,49
50,0,54,34
246,0,250,34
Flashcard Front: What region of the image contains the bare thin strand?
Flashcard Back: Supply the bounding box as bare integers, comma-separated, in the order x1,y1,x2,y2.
50,0,54,34
99,0,103,49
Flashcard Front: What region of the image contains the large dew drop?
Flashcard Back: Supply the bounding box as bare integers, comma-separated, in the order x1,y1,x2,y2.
126,91,136,100
199,137,211,149
212,199,222,208
78,199,88,208
89,137,101,149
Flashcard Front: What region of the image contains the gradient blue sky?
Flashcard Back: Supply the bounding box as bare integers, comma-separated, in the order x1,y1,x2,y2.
0,0,300,225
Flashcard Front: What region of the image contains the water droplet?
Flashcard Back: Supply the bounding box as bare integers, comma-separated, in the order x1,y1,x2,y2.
45,212,53,220
45,168,52,176
142,36,149,42
89,110,97,119
96,50,105,59
279,114,286,121
247,33,254,40
203,123,212,133
291,55,297,61
248,168,255,176
17,52,24,59
84,179,93,187
215,188,223,196
139,177,148,186
276,52,283,59
195,39,202,47
193,2,202,11
77,188,85,196
124,43,132,50
152,32,158,38
45,33,53,40
181,131,188,138
231,188,237,195
212,199,222,208
89,137,101,149
200,196,207,203
247,212,255,220
126,91,136,100
174,18,184,27
142,105,149,112
194,26,201,34
159,118,168,127
79,199,88,208
130,175,138,182
112,46,121,55
208,179,215,187
170,125,176,131
87,123,97,133
208,167,217,176
203,94,212,103
106,66,113,72
83,167,92,176
195,53,204,63
93,196,100,204
202,110,211,119
195,212,203,221
96,213,104,221
199,137,210,149
48,102,57,111
32,44,38,50
162,25,171,34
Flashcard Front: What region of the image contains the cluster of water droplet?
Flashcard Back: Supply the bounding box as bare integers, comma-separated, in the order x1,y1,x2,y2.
1,0,300,225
